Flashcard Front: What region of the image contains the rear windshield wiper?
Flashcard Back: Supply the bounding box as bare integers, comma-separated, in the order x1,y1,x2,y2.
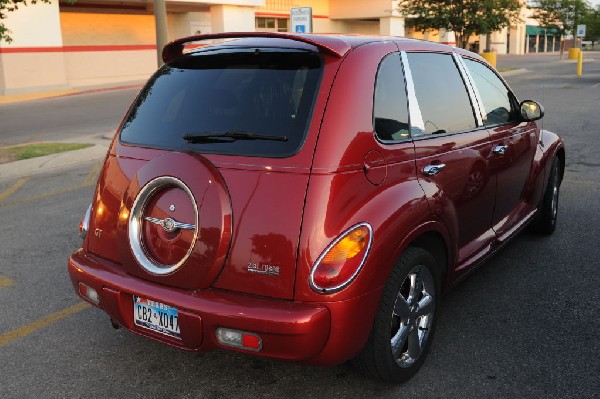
183,131,288,143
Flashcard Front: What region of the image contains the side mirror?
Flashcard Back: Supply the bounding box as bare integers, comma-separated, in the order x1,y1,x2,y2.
520,100,544,121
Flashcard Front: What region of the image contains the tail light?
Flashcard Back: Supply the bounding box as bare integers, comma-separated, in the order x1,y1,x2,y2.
79,204,92,239
79,282,100,305
310,223,373,293
216,328,262,351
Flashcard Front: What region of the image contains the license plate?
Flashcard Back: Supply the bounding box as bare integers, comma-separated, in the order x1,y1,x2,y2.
133,296,181,339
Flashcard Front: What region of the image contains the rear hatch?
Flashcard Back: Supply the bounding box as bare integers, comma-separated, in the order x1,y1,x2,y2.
84,41,326,299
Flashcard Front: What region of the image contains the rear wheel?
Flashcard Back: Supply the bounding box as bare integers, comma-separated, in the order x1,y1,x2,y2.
530,157,560,234
353,247,440,383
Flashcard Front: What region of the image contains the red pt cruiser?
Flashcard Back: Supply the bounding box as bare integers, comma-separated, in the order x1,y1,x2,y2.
68,33,565,382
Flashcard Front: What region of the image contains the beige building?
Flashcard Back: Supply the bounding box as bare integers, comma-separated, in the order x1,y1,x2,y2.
0,0,530,96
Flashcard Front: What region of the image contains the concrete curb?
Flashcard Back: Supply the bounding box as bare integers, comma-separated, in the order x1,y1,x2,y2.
0,81,144,106
0,133,113,181
500,68,528,77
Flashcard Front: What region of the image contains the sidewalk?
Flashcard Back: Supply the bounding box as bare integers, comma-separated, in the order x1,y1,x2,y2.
0,133,112,181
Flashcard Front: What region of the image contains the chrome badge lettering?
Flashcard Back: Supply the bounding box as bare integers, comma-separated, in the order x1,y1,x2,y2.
145,216,195,233
247,262,280,276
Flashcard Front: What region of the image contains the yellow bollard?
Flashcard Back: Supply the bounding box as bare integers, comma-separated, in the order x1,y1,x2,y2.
479,52,497,68
568,48,580,60
577,49,583,76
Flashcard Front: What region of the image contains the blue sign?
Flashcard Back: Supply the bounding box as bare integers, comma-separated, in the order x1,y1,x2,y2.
291,7,313,34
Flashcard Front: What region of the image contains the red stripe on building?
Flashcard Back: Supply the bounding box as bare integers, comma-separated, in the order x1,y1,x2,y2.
0,45,156,54
63,45,156,52
255,12,328,19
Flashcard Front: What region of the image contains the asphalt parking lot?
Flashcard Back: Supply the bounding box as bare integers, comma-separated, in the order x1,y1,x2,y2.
0,52,598,398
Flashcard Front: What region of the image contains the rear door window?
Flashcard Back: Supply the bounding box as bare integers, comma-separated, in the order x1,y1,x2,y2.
373,53,410,142
406,53,477,136
120,48,322,158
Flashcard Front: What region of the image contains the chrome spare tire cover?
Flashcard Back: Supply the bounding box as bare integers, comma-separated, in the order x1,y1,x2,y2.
128,176,198,275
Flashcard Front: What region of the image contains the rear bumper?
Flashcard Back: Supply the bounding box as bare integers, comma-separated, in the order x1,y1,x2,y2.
68,249,331,362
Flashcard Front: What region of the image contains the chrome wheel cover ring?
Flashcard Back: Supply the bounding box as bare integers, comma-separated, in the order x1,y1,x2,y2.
128,176,199,275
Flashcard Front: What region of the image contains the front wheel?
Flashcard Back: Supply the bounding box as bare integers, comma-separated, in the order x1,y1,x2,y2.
530,156,561,234
353,247,440,383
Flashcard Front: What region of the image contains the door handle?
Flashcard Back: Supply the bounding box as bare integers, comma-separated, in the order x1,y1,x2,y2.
422,164,446,176
493,145,508,156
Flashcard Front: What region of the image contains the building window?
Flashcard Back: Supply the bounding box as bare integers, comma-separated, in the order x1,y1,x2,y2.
256,17,288,32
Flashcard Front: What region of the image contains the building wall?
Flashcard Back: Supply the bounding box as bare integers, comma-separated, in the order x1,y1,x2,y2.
59,12,157,87
170,12,213,37
61,12,156,46
257,0,329,16
0,0,69,95
0,52,69,95
329,0,397,19
0,0,532,96
210,5,256,32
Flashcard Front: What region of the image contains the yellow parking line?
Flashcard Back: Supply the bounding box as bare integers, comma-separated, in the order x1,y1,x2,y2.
1,185,82,207
0,177,29,202
82,160,103,187
0,275,14,288
0,162,100,208
0,302,90,347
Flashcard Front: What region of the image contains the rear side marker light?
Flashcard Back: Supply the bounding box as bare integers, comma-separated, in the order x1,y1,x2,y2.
216,328,262,351
79,204,92,239
79,282,100,305
310,222,373,294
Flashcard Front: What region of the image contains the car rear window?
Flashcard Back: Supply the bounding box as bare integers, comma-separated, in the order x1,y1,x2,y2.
119,48,322,157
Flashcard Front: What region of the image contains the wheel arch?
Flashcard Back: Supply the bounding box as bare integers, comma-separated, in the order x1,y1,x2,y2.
405,230,450,291
410,232,448,274
556,146,566,183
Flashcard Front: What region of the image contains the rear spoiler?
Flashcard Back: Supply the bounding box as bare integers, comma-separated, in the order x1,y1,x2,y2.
162,32,352,63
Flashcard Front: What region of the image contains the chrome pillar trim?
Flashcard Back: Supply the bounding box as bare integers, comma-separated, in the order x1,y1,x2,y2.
400,51,426,136
128,176,199,275
452,52,485,127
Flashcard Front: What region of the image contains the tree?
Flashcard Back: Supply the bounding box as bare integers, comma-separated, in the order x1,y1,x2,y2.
1,0,51,44
529,0,592,38
583,4,600,46
397,0,523,50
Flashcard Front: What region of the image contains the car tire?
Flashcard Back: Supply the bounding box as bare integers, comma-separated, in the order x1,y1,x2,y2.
353,247,440,383
530,157,561,235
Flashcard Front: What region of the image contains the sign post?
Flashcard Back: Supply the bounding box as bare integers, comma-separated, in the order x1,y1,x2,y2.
154,0,168,67
291,7,313,34
576,25,586,76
